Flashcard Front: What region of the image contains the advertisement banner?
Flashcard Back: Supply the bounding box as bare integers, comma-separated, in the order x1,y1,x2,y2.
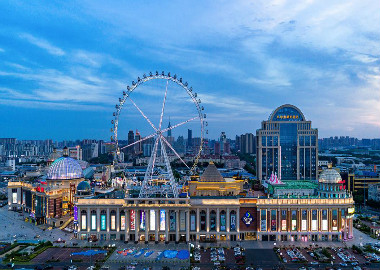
281,220,287,231
150,210,156,231
190,214,196,231
74,205,78,222
100,214,106,231
130,210,135,231
111,215,116,230
220,213,226,231
311,220,317,231
230,213,236,231
140,210,145,230
81,214,87,230
260,210,267,231
291,220,297,231
322,220,328,231
12,192,17,204
170,211,176,231
271,210,277,231
180,211,186,231
120,215,126,231
160,210,165,231
91,215,96,230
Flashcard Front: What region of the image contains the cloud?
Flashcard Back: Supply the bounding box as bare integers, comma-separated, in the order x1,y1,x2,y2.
19,33,65,56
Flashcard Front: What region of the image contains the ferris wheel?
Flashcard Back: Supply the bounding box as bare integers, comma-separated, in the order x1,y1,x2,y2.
111,71,207,198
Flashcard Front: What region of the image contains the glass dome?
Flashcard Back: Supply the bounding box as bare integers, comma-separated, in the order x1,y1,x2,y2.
319,168,342,184
77,181,91,192
47,156,84,180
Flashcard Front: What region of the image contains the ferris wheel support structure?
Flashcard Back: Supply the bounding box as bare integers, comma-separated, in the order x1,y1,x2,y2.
112,71,207,198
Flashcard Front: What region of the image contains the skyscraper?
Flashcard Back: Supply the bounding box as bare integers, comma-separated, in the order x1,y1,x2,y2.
256,104,318,182
240,133,255,154
187,129,192,150
127,130,135,154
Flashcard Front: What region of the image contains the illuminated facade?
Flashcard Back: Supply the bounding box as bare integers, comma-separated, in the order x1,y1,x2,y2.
75,167,353,243
256,104,318,182
8,153,84,226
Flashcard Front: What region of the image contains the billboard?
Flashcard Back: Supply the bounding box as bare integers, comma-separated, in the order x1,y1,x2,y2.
73,205,78,222
170,211,176,231
270,210,277,231
322,210,328,231
12,192,17,204
160,210,165,231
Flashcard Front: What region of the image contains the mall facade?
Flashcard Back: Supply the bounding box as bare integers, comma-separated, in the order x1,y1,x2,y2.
75,165,354,243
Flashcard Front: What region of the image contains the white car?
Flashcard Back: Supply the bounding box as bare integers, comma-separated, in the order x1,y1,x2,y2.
214,261,220,266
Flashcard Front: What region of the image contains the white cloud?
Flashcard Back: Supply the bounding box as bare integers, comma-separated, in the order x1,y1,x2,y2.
19,33,65,56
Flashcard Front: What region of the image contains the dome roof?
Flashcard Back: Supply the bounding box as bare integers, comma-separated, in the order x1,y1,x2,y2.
47,156,84,180
319,168,342,184
77,181,91,192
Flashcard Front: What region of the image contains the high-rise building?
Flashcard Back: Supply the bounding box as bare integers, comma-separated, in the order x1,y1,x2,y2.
239,133,255,154
256,104,318,182
127,130,135,154
187,129,193,151
134,130,142,154
167,118,172,137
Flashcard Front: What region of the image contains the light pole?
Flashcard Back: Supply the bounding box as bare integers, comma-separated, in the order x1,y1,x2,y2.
89,239,92,267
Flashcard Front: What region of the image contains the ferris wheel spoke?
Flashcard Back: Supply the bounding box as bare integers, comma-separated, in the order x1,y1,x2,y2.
161,116,198,134
119,132,156,150
161,135,190,169
128,97,157,131
158,80,169,130
150,136,160,178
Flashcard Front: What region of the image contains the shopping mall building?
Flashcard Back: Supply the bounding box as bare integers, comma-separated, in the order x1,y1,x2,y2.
75,164,354,243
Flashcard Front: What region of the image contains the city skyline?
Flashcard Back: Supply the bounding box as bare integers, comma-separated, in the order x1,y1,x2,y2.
1,1,380,140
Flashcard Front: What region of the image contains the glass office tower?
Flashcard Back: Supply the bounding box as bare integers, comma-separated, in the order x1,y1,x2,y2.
256,104,318,182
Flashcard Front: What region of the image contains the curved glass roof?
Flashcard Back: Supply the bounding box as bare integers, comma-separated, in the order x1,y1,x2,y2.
47,156,83,180
269,104,305,121
77,180,91,191
319,168,342,184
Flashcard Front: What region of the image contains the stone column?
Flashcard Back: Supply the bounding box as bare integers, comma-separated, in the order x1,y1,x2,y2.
87,208,90,233
96,209,100,233
106,208,110,234
135,209,140,243
216,208,220,233
125,209,129,242
165,210,169,243
206,208,210,233
116,208,120,233
236,207,240,240
226,208,230,233
196,208,200,232
145,210,149,243
155,209,159,243
175,210,180,243
186,210,190,242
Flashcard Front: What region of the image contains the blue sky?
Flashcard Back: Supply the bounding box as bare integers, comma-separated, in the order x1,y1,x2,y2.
1,0,379,140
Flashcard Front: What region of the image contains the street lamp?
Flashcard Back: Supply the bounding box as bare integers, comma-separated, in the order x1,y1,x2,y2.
89,239,92,267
